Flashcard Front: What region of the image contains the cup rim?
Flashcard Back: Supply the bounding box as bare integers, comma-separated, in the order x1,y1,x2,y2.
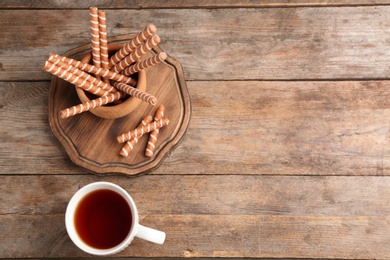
65,182,139,255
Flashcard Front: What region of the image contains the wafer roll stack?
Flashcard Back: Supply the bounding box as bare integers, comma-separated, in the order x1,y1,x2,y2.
119,115,153,157
43,8,167,128
145,105,165,157
112,35,161,73
59,91,125,119
98,10,110,84
50,53,137,86
113,82,157,105
43,61,109,97
109,24,157,67
48,55,116,93
123,52,167,76
117,117,169,143
90,7,101,79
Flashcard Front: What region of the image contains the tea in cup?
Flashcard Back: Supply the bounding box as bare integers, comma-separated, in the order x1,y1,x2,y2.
65,182,165,255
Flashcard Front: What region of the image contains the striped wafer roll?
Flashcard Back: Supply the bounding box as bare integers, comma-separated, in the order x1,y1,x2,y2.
59,91,125,119
119,115,153,157
117,117,169,143
98,10,110,84
113,82,157,105
145,105,165,157
48,55,116,93
43,61,109,97
49,53,137,86
90,7,101,79
112,35,161,73
123,52,167,76
109,24,157,67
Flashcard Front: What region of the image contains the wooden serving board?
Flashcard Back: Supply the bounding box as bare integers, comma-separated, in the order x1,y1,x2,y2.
48,34,191,175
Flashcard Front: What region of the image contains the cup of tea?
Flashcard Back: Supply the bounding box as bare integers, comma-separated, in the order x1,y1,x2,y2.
65,182,166,255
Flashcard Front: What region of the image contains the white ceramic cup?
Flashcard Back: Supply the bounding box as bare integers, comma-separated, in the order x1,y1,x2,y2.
65,182,166,255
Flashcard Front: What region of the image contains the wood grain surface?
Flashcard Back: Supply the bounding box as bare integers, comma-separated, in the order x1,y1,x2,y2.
2,80,389,176
0,1,389,259
2,214,388,258
1,175,389,258
1,0,390,8
1,7,390,81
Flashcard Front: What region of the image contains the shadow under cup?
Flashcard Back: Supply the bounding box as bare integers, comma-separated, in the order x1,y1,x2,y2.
65,182,139,255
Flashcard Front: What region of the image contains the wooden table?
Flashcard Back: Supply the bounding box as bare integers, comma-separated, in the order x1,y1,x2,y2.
1,1,389,259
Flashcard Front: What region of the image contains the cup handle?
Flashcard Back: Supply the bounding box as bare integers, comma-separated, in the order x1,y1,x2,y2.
136,224,166,244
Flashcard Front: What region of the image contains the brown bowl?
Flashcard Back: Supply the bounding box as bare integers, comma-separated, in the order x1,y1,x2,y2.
75,43,146,119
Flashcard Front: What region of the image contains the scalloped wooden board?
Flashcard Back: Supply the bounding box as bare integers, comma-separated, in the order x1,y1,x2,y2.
48,34,191,175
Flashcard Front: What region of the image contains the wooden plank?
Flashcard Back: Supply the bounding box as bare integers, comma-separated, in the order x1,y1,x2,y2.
1,174,389,258
1,214,388,258
1,175,389,216
1,0,389,9
1,7,390,81
175,80,390,176
0,81,85,174
1,80,390,176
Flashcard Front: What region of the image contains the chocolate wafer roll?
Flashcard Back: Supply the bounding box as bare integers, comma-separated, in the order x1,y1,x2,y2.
113,82,157,105
48,55,116,93
98,10,110,84
145,105,165,157
123,52,167,76
59,91,125,119
112,35,161,73
119,115,153,157
49,53,137,86
43,61,108,97
117,117,169,143
109,24,157,67
90,7,101,79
